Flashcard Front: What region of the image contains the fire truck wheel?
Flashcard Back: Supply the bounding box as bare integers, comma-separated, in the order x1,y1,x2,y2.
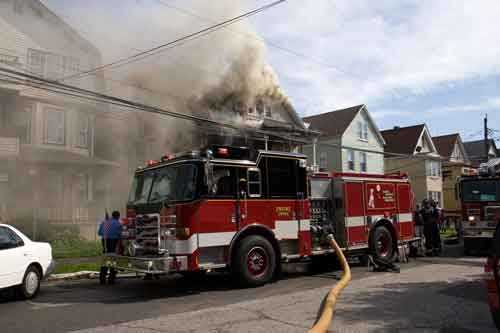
370,226,395,262
233,235,276,287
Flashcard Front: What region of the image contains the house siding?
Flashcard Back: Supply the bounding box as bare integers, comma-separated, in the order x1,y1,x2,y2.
341,110,384,173
303,107,384,174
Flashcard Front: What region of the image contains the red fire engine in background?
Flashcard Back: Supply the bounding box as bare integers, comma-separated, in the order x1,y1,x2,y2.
108,145,417,286
459,158,500,254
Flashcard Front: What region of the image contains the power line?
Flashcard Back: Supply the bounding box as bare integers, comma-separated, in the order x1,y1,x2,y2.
59,0,287,82
153,0,363,80
0,66,312,141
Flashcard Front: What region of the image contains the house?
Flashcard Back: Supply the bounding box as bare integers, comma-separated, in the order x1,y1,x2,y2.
381,124,442,204
0,0,128,239
302,104,386,174
432,133,476,223
463,139,499,167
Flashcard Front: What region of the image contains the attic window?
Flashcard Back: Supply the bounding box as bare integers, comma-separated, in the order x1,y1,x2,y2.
357,122,368,140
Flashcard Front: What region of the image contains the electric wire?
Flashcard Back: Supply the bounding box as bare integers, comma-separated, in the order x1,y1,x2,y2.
58,0,287,82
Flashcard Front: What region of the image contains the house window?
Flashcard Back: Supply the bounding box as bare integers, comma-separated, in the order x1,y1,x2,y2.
76,114,91,149
319,151,328,170
45,107,65,145
27,49,80,79
428,191,442,205
10,105,32,144
426,160,441,177
347,149,355,171
359,152,367,172
357,121,368,140
27,49,46,76
77,174,93,202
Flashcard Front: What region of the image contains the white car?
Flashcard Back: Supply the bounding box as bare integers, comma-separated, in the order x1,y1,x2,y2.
0,224,55,299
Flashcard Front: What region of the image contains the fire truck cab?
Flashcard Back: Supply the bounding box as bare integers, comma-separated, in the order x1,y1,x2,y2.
108,145,417,287
459,158,500,254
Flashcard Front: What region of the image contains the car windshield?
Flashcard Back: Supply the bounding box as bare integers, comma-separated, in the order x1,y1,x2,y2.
462,180,499,202
128,163,198,204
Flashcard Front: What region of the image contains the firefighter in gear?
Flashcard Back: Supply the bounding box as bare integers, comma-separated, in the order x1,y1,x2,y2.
98,211,122,284
420,199,440,256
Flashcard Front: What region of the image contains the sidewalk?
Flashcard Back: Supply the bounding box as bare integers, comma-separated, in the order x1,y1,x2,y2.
74,258,495,333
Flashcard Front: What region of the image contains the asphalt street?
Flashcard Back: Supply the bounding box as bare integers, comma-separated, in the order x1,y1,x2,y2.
0,260,414,333
0,248,492,333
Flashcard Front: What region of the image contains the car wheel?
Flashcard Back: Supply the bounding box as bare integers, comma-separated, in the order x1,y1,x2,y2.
370,226,395,262
233,235,276,287
18,265,41,299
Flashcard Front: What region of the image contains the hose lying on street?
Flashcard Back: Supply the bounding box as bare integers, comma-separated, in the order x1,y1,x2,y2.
308,234,352,333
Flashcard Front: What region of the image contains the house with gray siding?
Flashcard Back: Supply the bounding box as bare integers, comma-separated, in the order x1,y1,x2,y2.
302,104,385,174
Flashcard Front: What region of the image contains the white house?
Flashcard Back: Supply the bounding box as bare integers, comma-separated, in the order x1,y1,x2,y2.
302,104,386,174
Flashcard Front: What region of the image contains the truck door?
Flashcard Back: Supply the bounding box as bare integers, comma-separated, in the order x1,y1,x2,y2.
397,183,413,239
345,181,368,247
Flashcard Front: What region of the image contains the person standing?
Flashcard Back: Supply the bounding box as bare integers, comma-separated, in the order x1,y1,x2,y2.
98,211,122,284
421,199,435,256
414,204,425,255
431,200,442,255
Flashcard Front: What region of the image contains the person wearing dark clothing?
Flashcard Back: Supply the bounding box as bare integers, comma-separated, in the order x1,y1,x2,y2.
420,199,439,256
98,211,122,284
431,200,442,254
414,204,425,255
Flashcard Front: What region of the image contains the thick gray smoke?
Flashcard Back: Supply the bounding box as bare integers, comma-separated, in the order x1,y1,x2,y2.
67,0,297,154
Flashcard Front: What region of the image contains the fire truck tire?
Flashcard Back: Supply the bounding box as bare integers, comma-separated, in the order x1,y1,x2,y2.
370,225,395,262
233,235,276,287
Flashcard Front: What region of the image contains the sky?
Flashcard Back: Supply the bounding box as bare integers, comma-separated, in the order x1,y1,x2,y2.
43,0,500,142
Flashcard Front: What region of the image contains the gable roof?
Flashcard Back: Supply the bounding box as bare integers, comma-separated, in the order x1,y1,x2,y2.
432,133,460,158
380,124,427,155
303,105,364,138
464,139,499,159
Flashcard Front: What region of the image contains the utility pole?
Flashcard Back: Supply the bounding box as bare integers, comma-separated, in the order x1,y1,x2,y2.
484,114,489,161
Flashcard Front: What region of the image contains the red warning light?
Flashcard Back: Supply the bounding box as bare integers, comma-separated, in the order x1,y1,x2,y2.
147,160,158,166
217,147,229,157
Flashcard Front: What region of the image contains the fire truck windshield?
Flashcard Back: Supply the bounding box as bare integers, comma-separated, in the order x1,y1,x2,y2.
128,163,198,204
462,180,499,202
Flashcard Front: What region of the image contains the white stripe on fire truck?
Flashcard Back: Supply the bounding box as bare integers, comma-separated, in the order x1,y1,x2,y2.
398,213,412,222
345,216,365,227
198,231,237,248
275,220,299,239
299,219,311,231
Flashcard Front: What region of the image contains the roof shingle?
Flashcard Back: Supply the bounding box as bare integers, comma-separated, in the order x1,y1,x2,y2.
380,124,425,155
432,133,459,158
302,105,364,138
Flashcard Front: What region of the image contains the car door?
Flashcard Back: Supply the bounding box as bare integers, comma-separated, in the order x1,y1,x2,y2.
0,226,29,289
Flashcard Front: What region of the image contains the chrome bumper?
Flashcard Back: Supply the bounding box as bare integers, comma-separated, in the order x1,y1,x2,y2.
102,254,188,274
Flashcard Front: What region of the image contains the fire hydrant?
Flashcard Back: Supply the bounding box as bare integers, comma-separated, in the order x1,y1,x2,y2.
309,235,351,333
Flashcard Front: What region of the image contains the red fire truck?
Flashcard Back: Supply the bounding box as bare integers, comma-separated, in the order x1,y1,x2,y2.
459,158,500,254
108,145,417,286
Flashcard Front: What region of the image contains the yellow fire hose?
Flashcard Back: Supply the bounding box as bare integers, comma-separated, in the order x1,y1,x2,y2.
309,235,352,333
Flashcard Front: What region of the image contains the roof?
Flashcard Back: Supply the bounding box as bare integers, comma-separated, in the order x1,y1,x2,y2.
380,124,426,155
463,139,498,159
302,105,364,138
432,133,460,158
